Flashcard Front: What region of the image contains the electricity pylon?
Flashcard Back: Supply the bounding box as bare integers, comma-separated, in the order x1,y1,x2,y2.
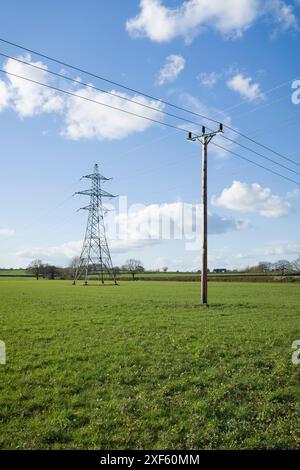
187,124,223,305
73,164,117,286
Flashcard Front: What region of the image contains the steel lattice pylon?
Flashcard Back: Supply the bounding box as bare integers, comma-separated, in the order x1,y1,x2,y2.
73,164,117,285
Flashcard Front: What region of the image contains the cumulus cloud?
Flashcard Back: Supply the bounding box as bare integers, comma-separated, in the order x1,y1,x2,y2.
0,228,15,236
198,71,220,88
227,73,264,101
126,0,298,44
0,54,165,140
126,0,261,42
267,0,299,33
263,242,300,256
113,201,246,246
62,87,164,141
208,212,248,233
1,55,239,147
2,54,64,117
157,54,185,85
16,240,82,262
16,201,248,263
0,80,11,111
286,188,300,198
212,180,293,218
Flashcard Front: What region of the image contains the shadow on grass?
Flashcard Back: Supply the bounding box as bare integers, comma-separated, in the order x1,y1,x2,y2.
72,283,118,287
208,302,257,310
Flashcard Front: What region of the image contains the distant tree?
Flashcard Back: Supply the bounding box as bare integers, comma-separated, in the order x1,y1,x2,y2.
112,266,121,280
257,261,273,273
69,256,80,269
27,259,44,280
68,256,80,279
59,267,72,280
43,264,61,280
263,262,273,273
247,262,273,273
292,256,300,273
162,266,168,272
274,259,292,276
123,259,144,280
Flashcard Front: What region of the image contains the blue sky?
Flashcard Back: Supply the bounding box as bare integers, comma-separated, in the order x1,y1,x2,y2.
0,0,300,270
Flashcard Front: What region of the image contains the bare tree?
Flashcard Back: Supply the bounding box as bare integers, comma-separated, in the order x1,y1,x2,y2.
274,259,292,276
292,256,300,273
27,259,44,280
69,256,80,278
257,261,273,273
123,259,144,280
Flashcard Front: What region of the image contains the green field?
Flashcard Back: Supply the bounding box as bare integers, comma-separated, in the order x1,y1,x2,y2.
1,268,299,284
0,269,29,276
0,279,300,449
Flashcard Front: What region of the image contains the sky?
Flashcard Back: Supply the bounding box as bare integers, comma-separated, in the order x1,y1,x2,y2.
1,0,300,271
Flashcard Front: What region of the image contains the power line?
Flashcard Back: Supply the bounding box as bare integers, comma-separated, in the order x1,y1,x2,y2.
115,152,198,184
0,68,187,133
0,36,222,125
2,54,300,179
220,134,300,176
213,78,296,117
223,124,300,169
248,111,300,139
229,92,291,121
211,142,300,187
0,52,207,131
0,36,298,171
1,67,299,188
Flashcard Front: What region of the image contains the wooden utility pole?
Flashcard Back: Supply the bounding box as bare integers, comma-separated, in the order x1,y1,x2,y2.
187,124,223,305
201,136,208,305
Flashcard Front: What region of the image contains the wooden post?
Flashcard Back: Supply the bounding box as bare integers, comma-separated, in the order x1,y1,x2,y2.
187,125,223,306
201,137,208,305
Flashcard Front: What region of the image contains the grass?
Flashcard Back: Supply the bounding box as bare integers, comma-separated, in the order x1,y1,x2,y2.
0,279,299,449
0,269,29,276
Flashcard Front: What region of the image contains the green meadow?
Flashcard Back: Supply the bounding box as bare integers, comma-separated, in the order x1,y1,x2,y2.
0,279,299,449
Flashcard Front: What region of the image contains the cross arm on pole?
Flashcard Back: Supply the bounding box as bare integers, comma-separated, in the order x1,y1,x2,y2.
187,123,223,143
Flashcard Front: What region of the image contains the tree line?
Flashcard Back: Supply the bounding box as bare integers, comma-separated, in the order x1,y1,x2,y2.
26,258,146,281
26,256,300,280
244,257,300,276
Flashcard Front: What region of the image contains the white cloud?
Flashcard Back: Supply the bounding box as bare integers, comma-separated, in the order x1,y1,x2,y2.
62,87,164,141
0,228,15,236
0,54,165,141
212,180,293,218
263,242,300,256
157,54,185,85
16,240,82,262
113,201,245,247
16,201,248,264
208,212,248,233
267,0,299,33
286,188,300,198
198,71,220,88
126,0,298,44
0,80,11,111
197,65,238,88
126,0,261,43
3,54,64,117
227,73,264,101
